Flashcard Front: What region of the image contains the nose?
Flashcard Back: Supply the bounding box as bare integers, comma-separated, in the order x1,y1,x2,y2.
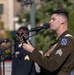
50,19,52,23
49,20,52,25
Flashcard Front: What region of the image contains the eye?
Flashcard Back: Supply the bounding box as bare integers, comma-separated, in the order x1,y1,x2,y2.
52,18,56,21
16,32,20,35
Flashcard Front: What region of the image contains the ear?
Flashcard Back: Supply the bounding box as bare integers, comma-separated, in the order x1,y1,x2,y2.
60,16,66,25
60,18,65,25
61,22,65,25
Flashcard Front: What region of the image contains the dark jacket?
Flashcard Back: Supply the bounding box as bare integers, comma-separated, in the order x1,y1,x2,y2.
12,47,36,75
30,30,74,75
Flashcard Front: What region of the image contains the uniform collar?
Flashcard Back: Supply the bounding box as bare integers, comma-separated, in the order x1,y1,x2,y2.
51,30,70,46
57,30,70,41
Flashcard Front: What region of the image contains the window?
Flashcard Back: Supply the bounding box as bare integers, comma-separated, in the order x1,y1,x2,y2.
0,4,4,14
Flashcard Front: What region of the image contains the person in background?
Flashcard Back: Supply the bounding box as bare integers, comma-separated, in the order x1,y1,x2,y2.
22,10,74,75
12,27,37,75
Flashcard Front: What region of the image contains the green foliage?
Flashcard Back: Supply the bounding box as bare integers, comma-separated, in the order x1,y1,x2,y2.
18,18,23,23
3,30,12,55
5,30,12,40
35,29,57,53
68,11,74,37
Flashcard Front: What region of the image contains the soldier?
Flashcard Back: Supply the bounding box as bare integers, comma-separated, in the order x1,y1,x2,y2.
22,10,74,75
12,27,37,75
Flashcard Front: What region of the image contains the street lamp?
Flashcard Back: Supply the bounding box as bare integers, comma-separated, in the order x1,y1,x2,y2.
23,0,44,46
24,0,35,46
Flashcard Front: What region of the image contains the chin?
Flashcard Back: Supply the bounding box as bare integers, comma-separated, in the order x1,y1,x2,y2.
50,28,56,31
50,27,53,30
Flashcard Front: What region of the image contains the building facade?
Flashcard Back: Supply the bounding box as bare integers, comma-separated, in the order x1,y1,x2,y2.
0,0,22,31
0,0,41,31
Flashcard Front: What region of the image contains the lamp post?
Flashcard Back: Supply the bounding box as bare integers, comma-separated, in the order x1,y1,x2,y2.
23,0,44,46
24,0,35,46
30,1,35,46
24,0,44,46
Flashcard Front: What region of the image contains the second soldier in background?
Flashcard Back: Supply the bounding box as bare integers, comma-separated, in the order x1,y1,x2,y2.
12,27,37,75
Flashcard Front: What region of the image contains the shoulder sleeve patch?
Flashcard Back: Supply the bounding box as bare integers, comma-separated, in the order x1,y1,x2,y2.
61,38,67,45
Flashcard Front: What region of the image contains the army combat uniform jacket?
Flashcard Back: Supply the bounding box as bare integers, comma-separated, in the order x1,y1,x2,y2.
12,47,36,75
29,30,74,75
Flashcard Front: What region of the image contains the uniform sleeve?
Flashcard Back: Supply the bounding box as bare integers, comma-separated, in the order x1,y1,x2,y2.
30,37,74,72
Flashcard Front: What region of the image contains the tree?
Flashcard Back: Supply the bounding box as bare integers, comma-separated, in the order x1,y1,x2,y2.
69,11,74,37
